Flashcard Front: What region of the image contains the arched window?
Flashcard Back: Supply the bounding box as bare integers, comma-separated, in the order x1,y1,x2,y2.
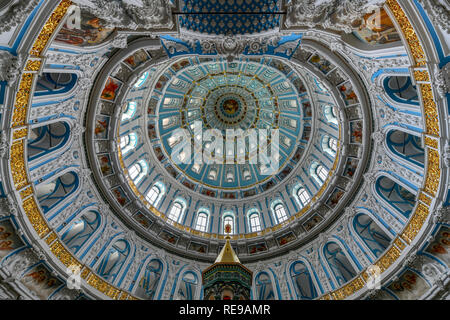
296,187,311,208
135,259,163,300
353,213,392,258
324,242,357,287
35,171,79,214
96,239,130,283
290,261,318,300
168,199,186,223
375,176,416,219
223,214,235,235
128,160,148,184
386,130,424,167
121,101,137,122
272,202,288,224
134,71,149,88
146,182,166,208
28,121,71,161
255,272,275,300
61,210,101,254
195,211,209,232
310,162,328,185
248,209,262,233
177,271,199,300
146,185,160,205
323,105,338,125
322,135,337,157
120,133,138,155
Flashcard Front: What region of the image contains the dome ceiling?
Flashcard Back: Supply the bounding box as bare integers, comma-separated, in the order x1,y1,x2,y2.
0,0,448,301
178,0,282,35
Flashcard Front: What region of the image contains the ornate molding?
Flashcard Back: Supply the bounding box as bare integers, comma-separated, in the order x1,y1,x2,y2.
0,51,23,85
0,0,39,34
72,0,175,30
283,0,385,33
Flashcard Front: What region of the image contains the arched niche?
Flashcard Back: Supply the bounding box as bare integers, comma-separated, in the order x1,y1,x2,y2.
95,239,131,283
60,210,101,255
254,271,276,300
386,129,425,168
289,260,319,300
34,72,78,98
28,121,71,162
375,176,416,219
35,171,79,214
352,213,392,259
323,241,358,287
133,258,164,300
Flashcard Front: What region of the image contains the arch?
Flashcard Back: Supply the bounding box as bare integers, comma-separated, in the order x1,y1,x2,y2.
96,239,130,283
247,209,262,233
133,71,149,88
222,212,235,235
270,200,288,224
323,241,358,287
289,260,319,300
128,160,148,184
194,209,210,232
146,181,166,208
35,171,79,214
294,185,311,208
323,104,338,125
375,176,416,219
177,270,200,300
386,130,424,168
61,210,101,255
134,258,164,300
167,197,186,223
321,135,338,157
27,121,71,162
353,213,392,258
383,76,419,106
310,162,328,185
254,271,275,300
120,132,138,155
121,101,138,122
34,72,78,97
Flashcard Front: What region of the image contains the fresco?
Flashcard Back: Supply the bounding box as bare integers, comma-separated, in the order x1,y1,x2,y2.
0,219,25,261
188,242,208,254
352,8,401,46
222,192,237,200
133,212,153,229
55,10,114,47
159,229,179,245
20,264,63,300
124,50,151,70
94,115,110,139
201,188,216,198
97,154,113,176
343,158,359,178
425,226,450,266
248,242,268,255
111,186,129,206
350,121,363,144
326,188,345,208
387,270,430,300
101,77,121,101
303,214,323,232
302,101,312,118
243,189,257,198
309,54,335,74
277,232,297,246
338,82,359,105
